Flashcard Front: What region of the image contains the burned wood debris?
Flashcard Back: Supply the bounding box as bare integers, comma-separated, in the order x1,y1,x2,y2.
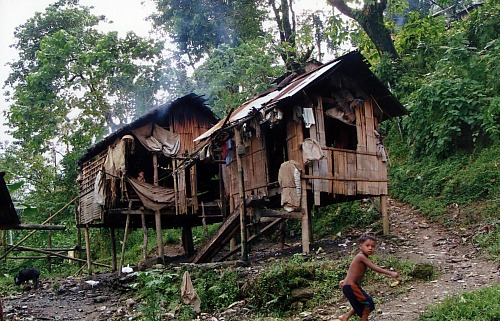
76,51,407,269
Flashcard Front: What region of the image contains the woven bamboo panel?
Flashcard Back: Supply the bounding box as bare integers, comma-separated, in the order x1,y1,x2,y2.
78,153,106,224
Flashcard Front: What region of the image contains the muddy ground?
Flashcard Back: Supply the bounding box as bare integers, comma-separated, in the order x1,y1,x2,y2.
2,198,499,320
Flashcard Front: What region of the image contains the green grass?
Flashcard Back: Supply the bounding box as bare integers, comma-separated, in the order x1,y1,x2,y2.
418,285,500,321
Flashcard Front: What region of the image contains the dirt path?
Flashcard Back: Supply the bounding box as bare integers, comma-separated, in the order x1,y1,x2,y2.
374,199,499,321
2,198,498,321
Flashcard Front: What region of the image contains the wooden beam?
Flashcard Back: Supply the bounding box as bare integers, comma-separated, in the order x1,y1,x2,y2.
260,209,303,219
10,245,110,268
218,218,286,262
0,196,77,260
10,224,66,231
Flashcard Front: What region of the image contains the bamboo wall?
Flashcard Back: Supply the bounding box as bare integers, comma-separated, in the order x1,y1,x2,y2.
78,153,106,224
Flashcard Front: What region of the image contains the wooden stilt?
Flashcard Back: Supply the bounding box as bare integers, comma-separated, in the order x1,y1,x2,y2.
111,227,117,272
381,195,389,235
155,210,164,264
141,209,148,260
182,225,195,256
84,224,92,275
301,181,310,254
234,129,248,262
119,214,130,276
153,153,164,264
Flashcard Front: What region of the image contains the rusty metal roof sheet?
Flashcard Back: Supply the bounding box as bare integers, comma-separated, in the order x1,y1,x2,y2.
194,51,406,142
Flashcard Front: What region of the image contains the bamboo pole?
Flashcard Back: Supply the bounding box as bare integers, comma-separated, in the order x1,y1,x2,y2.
119,214,130,276
234,129,248,262
7,245,110,268
84,224,92,275
0,196,77,260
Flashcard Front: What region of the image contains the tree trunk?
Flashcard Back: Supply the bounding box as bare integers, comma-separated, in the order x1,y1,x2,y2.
327,0,399,59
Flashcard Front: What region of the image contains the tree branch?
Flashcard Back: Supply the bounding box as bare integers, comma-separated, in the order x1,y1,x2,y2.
326,0,358,19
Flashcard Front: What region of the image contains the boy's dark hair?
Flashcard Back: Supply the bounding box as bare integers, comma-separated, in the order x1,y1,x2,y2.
358,234,376,244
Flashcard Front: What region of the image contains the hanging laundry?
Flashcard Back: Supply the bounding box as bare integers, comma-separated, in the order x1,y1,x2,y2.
302,108,316,128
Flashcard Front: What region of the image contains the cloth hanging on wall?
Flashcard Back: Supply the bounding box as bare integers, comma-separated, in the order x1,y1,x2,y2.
93,170,106,206
132,124,180,157
302,138,325,164
103,139,127,177
278,160,302,212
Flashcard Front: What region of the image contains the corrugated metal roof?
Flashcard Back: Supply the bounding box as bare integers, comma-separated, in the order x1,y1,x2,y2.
194,51,406,142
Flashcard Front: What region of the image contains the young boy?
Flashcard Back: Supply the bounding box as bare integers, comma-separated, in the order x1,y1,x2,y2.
339,234,399,321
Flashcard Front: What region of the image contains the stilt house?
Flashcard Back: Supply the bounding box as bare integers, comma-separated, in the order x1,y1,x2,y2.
192,51,407,262
76,94,222,267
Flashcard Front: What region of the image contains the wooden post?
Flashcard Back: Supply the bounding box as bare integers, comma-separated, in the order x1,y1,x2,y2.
141,209,148,260
152,153,164,264
84,224,92,275
172,160,179,215
182,225,195,256
234,129,248,262
119,214,130,275
201,202,208,237
74,200,82,267
111,227,117,272
381,195,389,235
47,213,53,273
301,180,310,254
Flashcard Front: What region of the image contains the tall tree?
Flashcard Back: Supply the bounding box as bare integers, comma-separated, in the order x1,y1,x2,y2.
5,0,164,155
151,0,266,67
3,0,164,212
327,0,399,59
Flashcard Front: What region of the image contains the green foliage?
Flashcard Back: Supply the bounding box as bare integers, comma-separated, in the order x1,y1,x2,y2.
313,201,380,240
132,266,240,319
388,147,499,216
246,259,315,315
151,0,265,64
474,228,500,262
193,37,285,115
418,285,500,321
390,0,500,158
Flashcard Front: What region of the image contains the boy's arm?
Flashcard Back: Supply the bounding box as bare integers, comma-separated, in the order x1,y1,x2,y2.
361,255,399,278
